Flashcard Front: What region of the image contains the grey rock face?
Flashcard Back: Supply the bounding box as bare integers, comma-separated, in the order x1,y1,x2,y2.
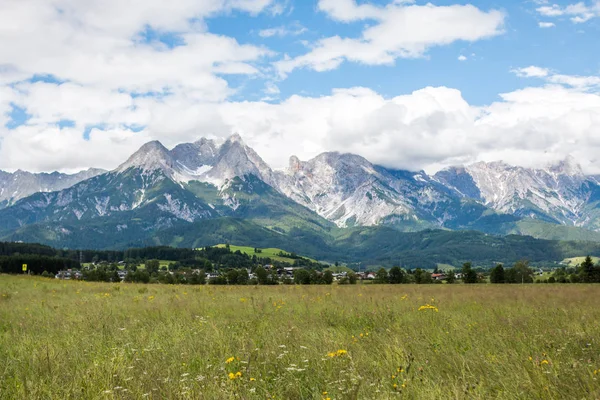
434,158,600,228
0,168,106,208
4,134,600,236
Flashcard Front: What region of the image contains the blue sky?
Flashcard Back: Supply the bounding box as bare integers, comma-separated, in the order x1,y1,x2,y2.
207,0,600,105
0,0,599,173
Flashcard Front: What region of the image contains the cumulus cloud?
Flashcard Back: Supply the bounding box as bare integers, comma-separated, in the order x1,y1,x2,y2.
274,1,505,76
0,0,275,171
3,77,600,174
538,21,556,27
458,55,467,61
0,0,273,99
1,0,600,177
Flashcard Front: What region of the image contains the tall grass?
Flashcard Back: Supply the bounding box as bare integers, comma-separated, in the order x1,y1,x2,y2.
1,275,599,399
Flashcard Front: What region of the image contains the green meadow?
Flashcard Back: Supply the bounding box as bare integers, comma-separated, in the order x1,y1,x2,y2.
562,256,600,266
214,244,316,264
1,275,599,399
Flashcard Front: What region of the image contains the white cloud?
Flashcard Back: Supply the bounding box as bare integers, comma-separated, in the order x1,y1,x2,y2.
3,78,600,175
548,74,600,88
458,55,467,61
512,65,600,90
511,66,550,78
538,21,556,27
264,82,281,95
537,4,565,16
213,84,600,175
258,22,307,37
1,0,600,177
0,0,274,98
536,1,600,23
275,1,505,76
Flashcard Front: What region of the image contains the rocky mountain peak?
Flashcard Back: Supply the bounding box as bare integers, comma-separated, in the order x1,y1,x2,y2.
548,155,584,177
288,155,302,173
171,138,219,173
227,133,244,144
116,140,175,173
200,134,274,187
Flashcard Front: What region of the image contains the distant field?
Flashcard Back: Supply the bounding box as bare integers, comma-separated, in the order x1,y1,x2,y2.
561,256,600,266
214,244,316,264
1,276,599,399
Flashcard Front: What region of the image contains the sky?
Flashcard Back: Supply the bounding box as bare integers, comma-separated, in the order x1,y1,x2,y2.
0,0,599,174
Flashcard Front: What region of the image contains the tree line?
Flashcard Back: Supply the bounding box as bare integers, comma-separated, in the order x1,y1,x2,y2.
0,255,80,275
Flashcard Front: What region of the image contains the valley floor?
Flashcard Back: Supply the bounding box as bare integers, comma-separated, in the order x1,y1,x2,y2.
1,276,599,399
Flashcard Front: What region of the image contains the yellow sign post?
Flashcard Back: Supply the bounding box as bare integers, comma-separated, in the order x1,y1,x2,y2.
22,264,27,272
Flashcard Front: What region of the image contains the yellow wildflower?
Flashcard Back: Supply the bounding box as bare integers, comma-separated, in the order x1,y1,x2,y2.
327,349,348,358
540,360,549,365
235,371,242,378
225,357,235,364
228,372,235,380
418,304,439,312
250,377,256,381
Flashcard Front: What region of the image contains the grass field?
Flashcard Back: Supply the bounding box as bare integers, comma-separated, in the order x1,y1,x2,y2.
214,244,316,264
562,256,600,266
1,276,600,399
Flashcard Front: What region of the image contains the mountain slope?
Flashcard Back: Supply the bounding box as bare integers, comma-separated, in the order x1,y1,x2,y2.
0,134,333,249
434,158,600,231
273,152,515,233
0,168,105,208
2,134,600,251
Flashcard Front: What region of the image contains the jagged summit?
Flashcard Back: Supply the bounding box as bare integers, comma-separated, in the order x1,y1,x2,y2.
548,155,584,177
288,155,302,173
116,140,175,173
202,134,274,187
172,138,219,173
0,167,106,207
2,135,600,238
228,133,244,143
113,134,274,187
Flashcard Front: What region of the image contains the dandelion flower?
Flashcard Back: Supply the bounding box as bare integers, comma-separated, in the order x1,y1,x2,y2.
225,357,235,364
418,304,439,312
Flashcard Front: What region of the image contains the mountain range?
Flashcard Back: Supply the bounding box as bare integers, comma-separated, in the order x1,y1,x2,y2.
1,134,600,265
0,168,105,208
